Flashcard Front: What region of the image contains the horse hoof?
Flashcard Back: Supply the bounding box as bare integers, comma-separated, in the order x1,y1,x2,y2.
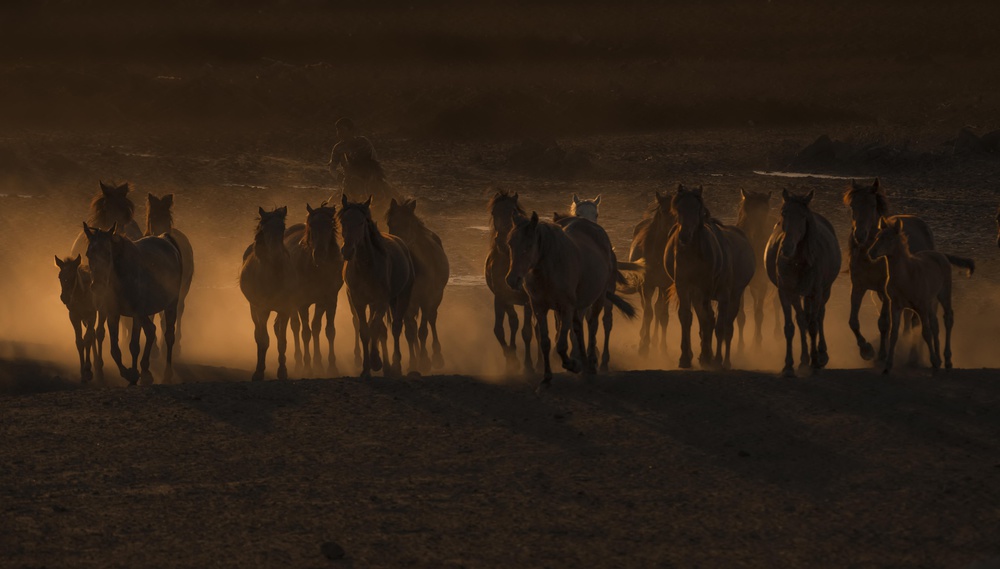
328,365,340,378
432,353,444,369
81,369,93,383
678,358,692,369
781,367,796,378
360,369,371,379
798,363,812,375
140,370,154,385
882,367,891,375
123,369,140,385
816,352,830,368
371,354,383,372
945,361,953,370
277,366,288,381
251,370,264,382
860,343,875,361
599,363,609,373
562,359,581,374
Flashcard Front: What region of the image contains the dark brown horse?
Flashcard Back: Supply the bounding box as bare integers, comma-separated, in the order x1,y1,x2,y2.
386,198,450,370
84,223,182,385
843,178,934,362
764,190,841,376
240,207,297,381
665,185,755,370
145,193,195,357
54,255,99,383
506,212,635,384
626,192,677,356
285,203,345,376
734,189,781,348
868,218,974,374
485,189,536,373
339,195,415,378
71,181,144,259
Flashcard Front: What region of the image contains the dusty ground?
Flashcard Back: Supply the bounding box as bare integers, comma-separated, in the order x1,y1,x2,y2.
3,1,1000,567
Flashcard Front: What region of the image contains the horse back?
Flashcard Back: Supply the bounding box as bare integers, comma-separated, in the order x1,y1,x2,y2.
383,233,416,300
891,215,935,252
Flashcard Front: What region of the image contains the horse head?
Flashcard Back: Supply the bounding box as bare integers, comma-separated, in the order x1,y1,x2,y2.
54,254,83,305
254,206,288,259
338,194,375,260
386,197,418,236
737,188,772,226
843,178,885,245
505,211,540,290
867,217,905,261
671,184,707,246
487,188,524,246
146,193,174,235
91,181,136,229
83,222,125,286
779,189,814,259
305,202,338,265
570,194,601,223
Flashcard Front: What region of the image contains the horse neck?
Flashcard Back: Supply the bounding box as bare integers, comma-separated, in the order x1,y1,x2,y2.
253,232,286,264
146,214,172,235
530,224,570,276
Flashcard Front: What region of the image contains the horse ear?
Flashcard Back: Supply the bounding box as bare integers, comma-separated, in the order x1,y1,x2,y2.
163,194,173,206
99,181,111,195
872,178,880,192
364,195,373,208
782,188,790,200
512,192,519,202
83,222,93,238
529,211,539,228
406,199,417,213
109,222,118,235
676,183,685,193
894,218,904,231
594,195,601,207
54,255,64,268
341,194,348,207
694,185,703,196
573,194,580,205
740,188,747,200
277,206,287,218
804,190,814,204
72,254,81,265
119,182,130,194
258,206,267,217
306,203,314,214
389,198,399,208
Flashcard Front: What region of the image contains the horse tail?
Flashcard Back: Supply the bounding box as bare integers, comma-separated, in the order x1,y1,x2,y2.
945,254,975,277
163,233,185,287
666,283,678,307
606,292,637,320
616,271,642,295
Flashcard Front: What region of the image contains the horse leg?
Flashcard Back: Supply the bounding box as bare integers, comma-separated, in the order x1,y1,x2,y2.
417,310,431,371
556,305,581,374
736,293,746,353
127,317,142,385
311,306,324,375
429,306,444,370
655,287,670,352
82,317,95,383
370,310,388,375
274,312,289,380
598,301,612,372
494,298,516,370
753,286,766,347
771,288,782,340
534,306,553,384
299,306,313,373
905,310,923,366
805,296,820,369
721,297,738,371
174,291,185,360
324,300,339,376
521,304,534,375
72,318,87,382
289,309,303,372
941,289,954,369
95,313,106,382
163,303,177,384
638,282,654,357
250,307,269,381
400,308,418,376
137,315,157,384
815,289,831,369
677,293,694,369
778,290,796,377
789,295,809,374
849,284,875,361
695,298,716,368
351,301,363,366
917,305,940,372
883,301,903,375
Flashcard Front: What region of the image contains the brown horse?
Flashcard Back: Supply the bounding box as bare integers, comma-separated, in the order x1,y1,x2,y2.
485,189,536,373
145,193,195,357
54,255,100,383
285,203,345,376
505,212,635,384
734,189,781,348
843,178,935,362
627,192,677,356
71,181,144,259
386,198,450,370
868,217,974,374
84,223,182,385
569,194,601,223
665,185,755,370
764,190,841,377
240,207,297,381
339,195,415,378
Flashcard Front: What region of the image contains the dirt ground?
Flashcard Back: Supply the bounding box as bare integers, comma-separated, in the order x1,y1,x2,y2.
3,2,1000,567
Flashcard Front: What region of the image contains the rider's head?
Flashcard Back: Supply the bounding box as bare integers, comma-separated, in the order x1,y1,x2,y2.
335,117,356,140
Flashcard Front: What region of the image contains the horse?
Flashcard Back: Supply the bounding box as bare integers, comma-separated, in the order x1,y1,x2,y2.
505,211,635,385
734,189,781,348
843,178,934,362
570,194,601,223
54,255,100,383
339,194,415,378
386,197,450,371
83,223,182,385
764,189,841,377
867,217,974,374
285,203,345,376
145,193,195,357
240,206,297,381
664,185,755,370
485,189,536,373
626,192,677,356
71,181,144,260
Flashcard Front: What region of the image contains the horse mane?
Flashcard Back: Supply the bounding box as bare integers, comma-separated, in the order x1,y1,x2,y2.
304,206,340,249
534,219,564,257
842,185,889,216
634,198,671,245
386,203,436,244
487,189,525,245
145,196,173,234
89,183,135,227
339,201,386,254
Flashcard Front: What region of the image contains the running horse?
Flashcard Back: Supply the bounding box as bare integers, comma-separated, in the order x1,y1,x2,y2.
71,181,144,260
626,192,677,357
734,189,781,348
145,193,195,357
764,189,841,376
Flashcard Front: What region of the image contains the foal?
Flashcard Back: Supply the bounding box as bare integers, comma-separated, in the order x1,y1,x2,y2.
54,255,99,382
868,218,974,374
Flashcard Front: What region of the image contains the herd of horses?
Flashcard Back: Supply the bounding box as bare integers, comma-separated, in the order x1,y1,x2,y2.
54,178,986,387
